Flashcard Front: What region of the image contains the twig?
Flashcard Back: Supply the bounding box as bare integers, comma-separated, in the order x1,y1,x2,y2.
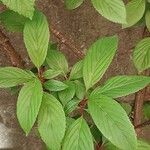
78,99,87,115
134,70,150,136
135,120,150,129
50,25,85,59
0,29,24,68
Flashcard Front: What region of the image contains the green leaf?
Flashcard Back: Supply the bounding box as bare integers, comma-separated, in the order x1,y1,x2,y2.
1,0,35,19
65,0,84,10
90,125,102,143
0,10,28,32
123,0,145,28
145,10,150,32
17,78,43,135
92,76,150,98
24,10,49,68
74,80,85,100
133,37,150,72
64,98,80,115
137,140,150,150
46,49,68,77
103,141,119,150
88,94,137,150
62,117,94,150
43,69,61,79
58,81,76,105
0,67,33,88
44,79,68,92
83,36,118,91
143,102,150,119
120,103,132,115
70,60,83,80
38,93,66,150
91,0,126,24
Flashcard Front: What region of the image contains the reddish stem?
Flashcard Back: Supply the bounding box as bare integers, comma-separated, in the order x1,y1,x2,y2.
78,99,87,115
135,120,150,129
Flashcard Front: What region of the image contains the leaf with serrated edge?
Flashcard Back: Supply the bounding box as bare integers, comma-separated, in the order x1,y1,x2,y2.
1,0,35,19
88,94,137,150
123,0,145,28
46,49,68,77
70,60,83,80
17,78,43,135
65,0,84,10
62,117,94,150
24,10,49,68
38,93,66,150
91,0,126,24
44,79,68,91
145,10,150,32
58,81,75,105
0,10,28,32
92,75,150,98
0,67,33,88
43,69,61,79
133,37,150,72
83,36,118,91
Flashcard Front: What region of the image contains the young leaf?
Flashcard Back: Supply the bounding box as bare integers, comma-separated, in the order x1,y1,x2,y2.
65,0,84,10
38,93,66,150
0,10,28,32
1,0,35,19
88,94,137,150
46,49,68,77
62,117,94,150
92,76,150,98
58,81,75,105
145,10,150,32
24,10,49,68
74,80,85,100
123,0,145,28
64,98,80,115
70,60,83,80
43,69,61,79
143,102,150,119
133,37,150,72
0,67,33,88
91,0,126,24
17,79,43,135
83,36,118,91
44,79,68,92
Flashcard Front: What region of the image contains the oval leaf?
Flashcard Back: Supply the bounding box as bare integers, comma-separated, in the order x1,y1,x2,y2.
24,10,49,68
88,94,137,150
43,69,61,79
133,37,150,72
17,78,43,135
83,36,118,91
145,10,150,32
91,0,126,24
70,60,83,80
92,76,150,98
123,0,145,28
1,0,35,19
0,10,28,32
38,93,66,150
62,117,94,150
0,67,33,88
58,81,76,106
44,79,68,91
65,0,84,10
46,49,68,77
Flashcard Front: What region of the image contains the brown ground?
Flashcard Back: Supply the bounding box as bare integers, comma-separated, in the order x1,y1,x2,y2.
0,0,149,149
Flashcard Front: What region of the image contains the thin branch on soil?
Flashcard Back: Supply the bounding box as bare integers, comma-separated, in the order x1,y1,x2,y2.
50,25,85,59
0,29,24,68
134,70,150,135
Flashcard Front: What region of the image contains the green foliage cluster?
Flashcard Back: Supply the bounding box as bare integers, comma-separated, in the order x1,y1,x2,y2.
0,0,150,150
